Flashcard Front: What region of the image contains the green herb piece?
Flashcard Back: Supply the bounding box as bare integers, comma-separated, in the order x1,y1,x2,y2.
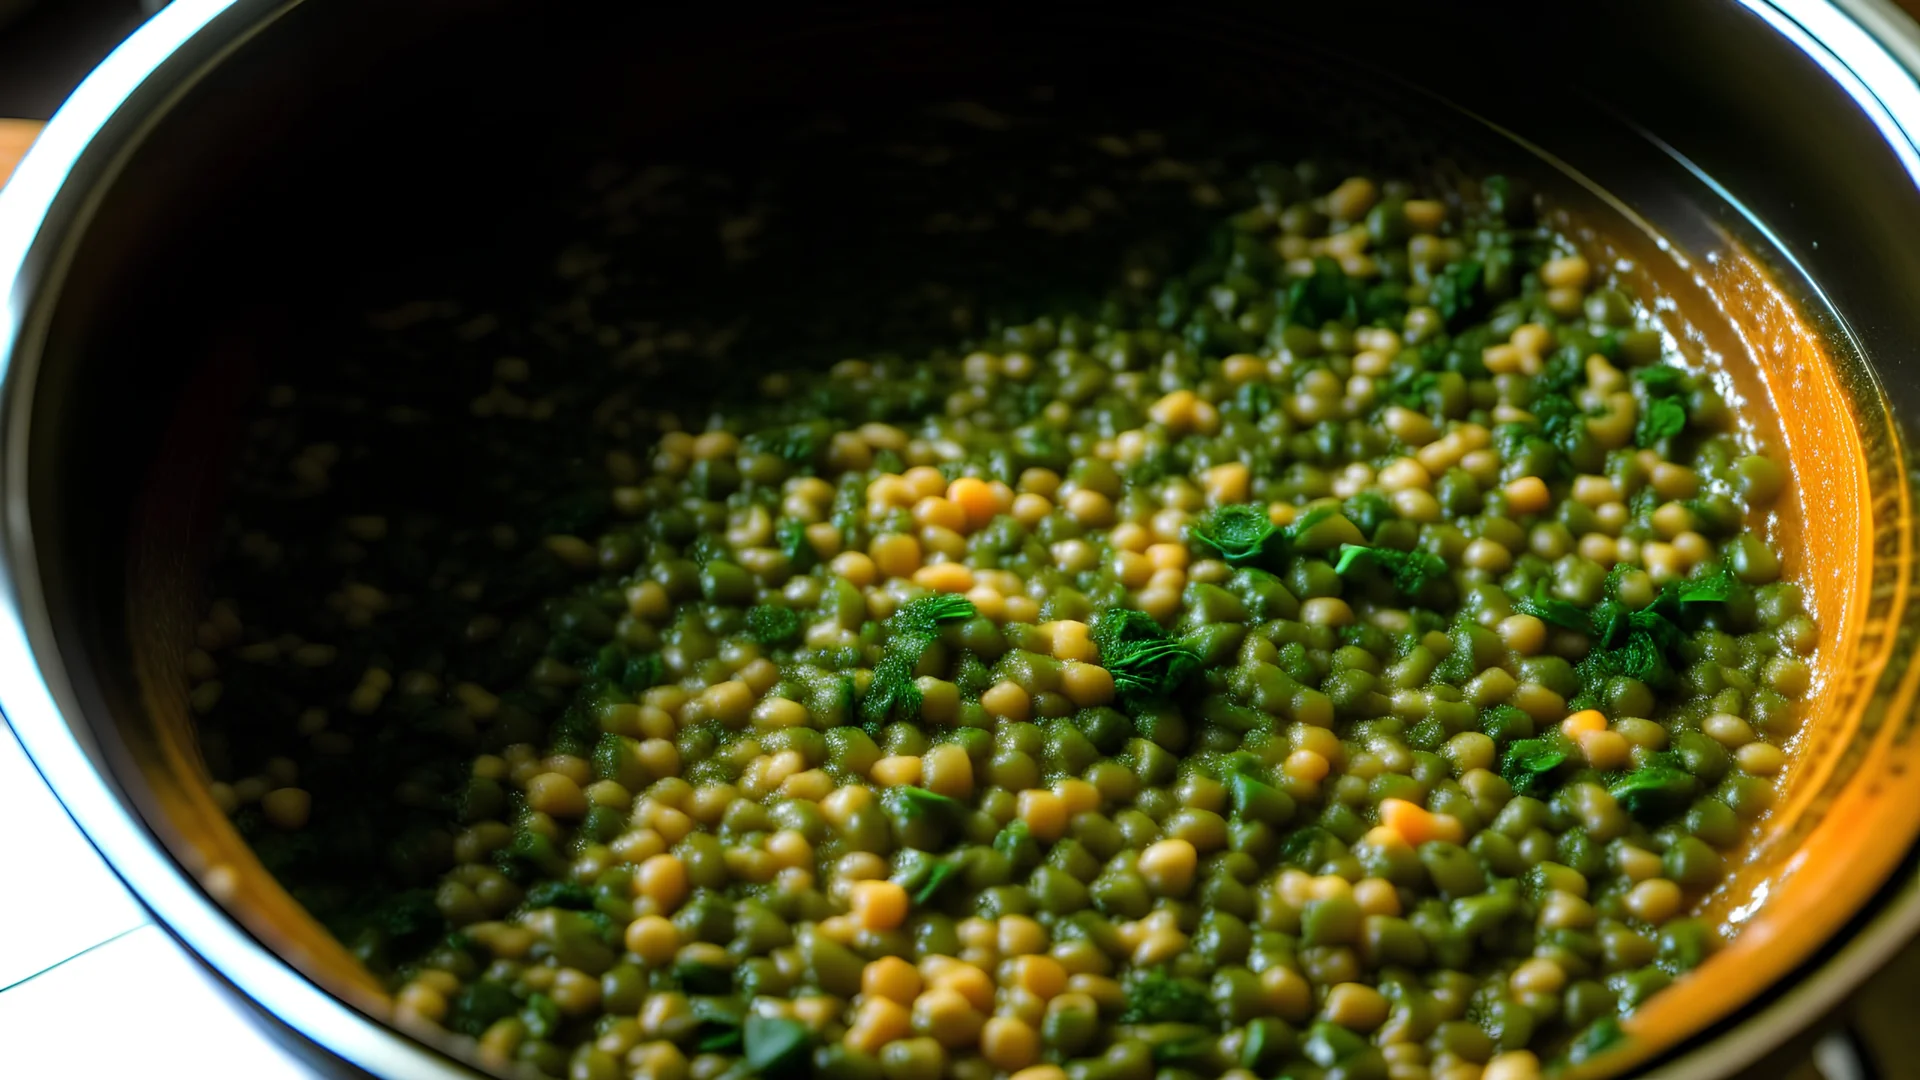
1572,624,1678,709
523,880,595,910
860,651,921,726
743,423,820,466
1635,365,1686,396
1500,736,1573,798
1191,504,1280,565
446,979,519,1037
1228,771,1292,825
891,593,977,637
1514,583,1591,634
1559,565,1710,709
896,785,964,822
1430,259,1485,327
1362,280,1409,324
1478,704,1534,743
1304,1020,1372,1067
1483,174,1528,223
1589,599,1629,647
1386,368,1439,410
1678,565,1739,603
994,820,1031,856
1284,256,1357,327
775,516,817,572
1534,348,1584,395
1341,490,1393,539
953,651,993,701
745,604,802,646
1493,422,1562,481
670,960,733,996
909,857,965,906
695,1026,744,1054
1405,716,1447,752
993,820,1041,872
359,889,446,955
1633,365,1691,449
1567,1017,1628,1065
1636,396,1688,448
1607,764,1697,823
1433,619,1481,685
1629,605,1685,650
1529,390,1585,457
519,992,561,1040
1120,967,1217,1025
1090,609,1201,703
1235,380,1277,420
897,850,969,906
621,650,663,694
1333,544,1448,595
1278,826,1338,870
1289,505,1338,534
743,1014,814,1076
688,996,747,1054
862,595,977,726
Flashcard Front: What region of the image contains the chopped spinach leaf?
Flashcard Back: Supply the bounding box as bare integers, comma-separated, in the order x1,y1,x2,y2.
743,1014,814,1075
1334,543,1448,595
1091,608,1201,703
1607,764,1697,823
1120,967,1217,1025
1190,504,1279,565
745,604,802,646
1501,736,1574,798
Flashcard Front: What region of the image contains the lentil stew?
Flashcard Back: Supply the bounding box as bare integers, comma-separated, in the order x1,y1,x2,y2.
180,100,1817,1080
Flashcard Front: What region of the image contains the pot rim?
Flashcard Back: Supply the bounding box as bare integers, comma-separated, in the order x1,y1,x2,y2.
0,2,1917,1078
1643,4,1920,1074
0,2,473,1075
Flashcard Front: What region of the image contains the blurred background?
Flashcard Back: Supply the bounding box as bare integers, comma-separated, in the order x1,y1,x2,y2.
0,0,159,119
1,1,1918,1078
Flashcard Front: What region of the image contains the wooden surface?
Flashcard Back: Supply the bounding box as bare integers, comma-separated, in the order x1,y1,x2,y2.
0,118,38,186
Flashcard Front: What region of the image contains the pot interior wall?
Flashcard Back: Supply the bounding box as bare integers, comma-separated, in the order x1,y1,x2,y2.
20,1,1920,1076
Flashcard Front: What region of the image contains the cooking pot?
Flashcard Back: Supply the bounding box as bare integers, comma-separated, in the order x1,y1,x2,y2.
7,1,1920,1076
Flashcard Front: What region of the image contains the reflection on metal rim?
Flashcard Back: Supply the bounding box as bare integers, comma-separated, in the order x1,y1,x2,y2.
0,3,1918,1079
1750,1,1920,178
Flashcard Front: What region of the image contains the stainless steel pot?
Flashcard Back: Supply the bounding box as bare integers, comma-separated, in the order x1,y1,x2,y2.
6,1,1920,1076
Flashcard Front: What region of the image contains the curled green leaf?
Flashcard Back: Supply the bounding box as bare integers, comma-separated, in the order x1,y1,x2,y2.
1190,504,1280,566
1500,736,1573,798
1635,396,1687,448
1091,609,1200,703
1607,764,1697,823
